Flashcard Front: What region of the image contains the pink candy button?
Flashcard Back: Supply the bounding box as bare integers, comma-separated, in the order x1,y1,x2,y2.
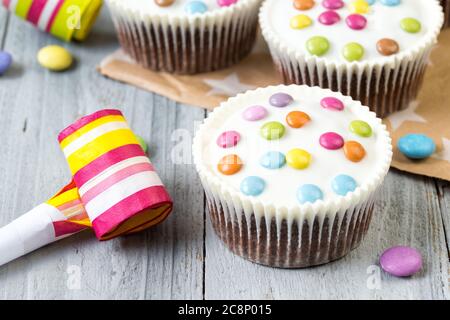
217,0,238,7
322,0,344,10
320,97,344,111
319,132,344,150
242,105,268,121
217,131,241,148
346,14,367,30
318,11,341,25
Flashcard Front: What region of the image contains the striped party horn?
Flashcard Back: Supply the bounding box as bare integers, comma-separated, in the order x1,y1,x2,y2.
0,180,90,266
58,109,173,240
2,0,103,41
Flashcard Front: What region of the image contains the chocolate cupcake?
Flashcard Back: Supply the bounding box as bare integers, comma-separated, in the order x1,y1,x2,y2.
259,0,444,118
442,0,450,28
193,85,392,268
107,0,262,74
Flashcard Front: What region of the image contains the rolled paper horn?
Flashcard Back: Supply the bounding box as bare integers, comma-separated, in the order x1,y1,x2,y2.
2,0,103,42
58,109,173,240
0,181,90,266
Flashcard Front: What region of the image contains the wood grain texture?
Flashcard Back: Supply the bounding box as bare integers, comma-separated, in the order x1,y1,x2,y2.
0,9,205,299
205,170,450,300
436,180,450,259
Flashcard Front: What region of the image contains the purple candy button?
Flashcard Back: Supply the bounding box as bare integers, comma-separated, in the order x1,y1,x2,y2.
320,97,344,111
319,11,341,25
319,132,344,150
242,105,268,121
269,93,293,108
0,51,12,75
217,130,241,148
322,0,344,10
346,14,367,30
380,246,423,277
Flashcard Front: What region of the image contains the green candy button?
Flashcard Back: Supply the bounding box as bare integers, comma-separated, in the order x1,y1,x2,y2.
349,120,372,137
261,122,286,140
400,18,421,33
135,135,148,153
306,36,330,56
342,42,365,62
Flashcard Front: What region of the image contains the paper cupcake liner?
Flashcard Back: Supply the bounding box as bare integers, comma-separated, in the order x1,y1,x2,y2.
443,0,450,28
106,0,262,74
259,0,444,118
193,85,392,268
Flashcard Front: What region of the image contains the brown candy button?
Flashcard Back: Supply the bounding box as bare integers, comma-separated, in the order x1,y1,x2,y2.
294,0,315,10
344,141,366,162
376,38,400,56
154,0,175,7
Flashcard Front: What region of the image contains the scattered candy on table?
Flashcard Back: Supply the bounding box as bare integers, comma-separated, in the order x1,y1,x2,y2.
135,135,148,153
37,45,73,71
0,51,12,76
397,134,436,160
380,246,423,277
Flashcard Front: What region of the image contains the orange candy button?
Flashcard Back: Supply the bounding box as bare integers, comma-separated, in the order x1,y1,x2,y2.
286,111,311,128
294,0,315,10
344,141,366,162
218,154,243,175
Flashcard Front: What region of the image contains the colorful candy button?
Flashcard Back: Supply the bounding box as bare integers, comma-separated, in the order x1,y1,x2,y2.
320,132,344,150
294,0,315,10
331,174,357,196
218,154,242,175
217,130,241,148
322,0,344,10
286,111,311,128
297,184,324,204
346,14,367,30
366,0,375,4
240,176,265,196
37,45,73,71
380,0,400,6
318,11,340,26
269,93,294,107
135,135,148,153
380,246,423,277
342,42,365,62
349,120,372,137
306,36,330,56
397,134,436,160
286,149,311,169
217,0,238,7
350,0,370,14
320,97,344,111
291,14,313,29
344,141,366,162
260,151,286,169
0,51,12,75
154,0,175,7
185,1,208,14
242,105,268,121
261,122,286,140
401,18,421,33
377,38,400,56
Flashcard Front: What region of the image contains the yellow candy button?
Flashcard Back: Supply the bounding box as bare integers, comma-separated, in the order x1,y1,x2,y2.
37,45,73,71
290,14,313,30
286,149,311,169
350,0,369,14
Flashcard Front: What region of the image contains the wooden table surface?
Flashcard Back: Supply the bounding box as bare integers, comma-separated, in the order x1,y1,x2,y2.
0,8,449,300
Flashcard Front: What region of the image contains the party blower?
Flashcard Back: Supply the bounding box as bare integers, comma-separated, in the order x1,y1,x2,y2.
0,109,173,266
2,0,103,41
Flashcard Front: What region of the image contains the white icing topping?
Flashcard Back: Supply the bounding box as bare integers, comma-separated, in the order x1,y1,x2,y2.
118,0,231,14
199,86,390,208
263,0,441,62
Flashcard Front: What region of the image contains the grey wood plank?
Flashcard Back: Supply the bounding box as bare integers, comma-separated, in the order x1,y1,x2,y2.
0,9,205,299
205,170,450,300
436,180,450,261
0,10,7,45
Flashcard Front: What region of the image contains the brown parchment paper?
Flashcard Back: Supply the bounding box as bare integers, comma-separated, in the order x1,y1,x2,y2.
99,32,450,181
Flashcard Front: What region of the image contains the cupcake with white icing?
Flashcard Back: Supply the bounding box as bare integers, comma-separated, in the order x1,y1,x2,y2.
259,0,444,117
193,85,392,268
106,0,262,74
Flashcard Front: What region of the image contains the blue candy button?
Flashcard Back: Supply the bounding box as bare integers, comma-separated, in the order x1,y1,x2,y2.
240,176,266,196
0,51,12,75
380,0,400,6
297,184,324,204
397,134,436,159
332,175,357,196
185,1,208,14
260,151,286,169
366,0,375,4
